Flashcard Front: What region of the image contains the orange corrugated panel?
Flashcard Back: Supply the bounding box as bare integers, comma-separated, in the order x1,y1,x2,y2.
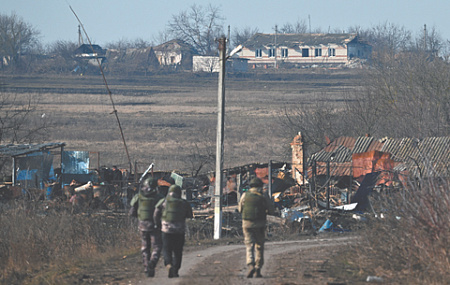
374,156,397,185
352,150,400,184
352,151,391,181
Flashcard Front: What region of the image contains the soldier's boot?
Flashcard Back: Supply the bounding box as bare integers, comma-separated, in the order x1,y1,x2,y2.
147,261,155,277
255,268,263,278
143,263,148,274
246,265,255,278
167,264,175,278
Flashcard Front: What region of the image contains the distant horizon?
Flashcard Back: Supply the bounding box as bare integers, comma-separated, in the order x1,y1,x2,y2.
3,0,449,47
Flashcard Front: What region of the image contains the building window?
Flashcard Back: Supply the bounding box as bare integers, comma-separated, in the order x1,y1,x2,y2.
268,48,276,58
255,49,262,58
328,48,336,57
315,48,322,57
281,48,288,58
301,48,309,57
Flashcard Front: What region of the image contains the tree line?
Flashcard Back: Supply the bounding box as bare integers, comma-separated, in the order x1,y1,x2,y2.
1,5,449,74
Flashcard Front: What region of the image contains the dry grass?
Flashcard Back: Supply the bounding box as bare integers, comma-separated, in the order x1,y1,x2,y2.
1,70,360,173
0,200,139,284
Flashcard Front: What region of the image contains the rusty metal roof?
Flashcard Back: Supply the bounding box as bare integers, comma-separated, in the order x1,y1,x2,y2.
243,33,360,49
0,142,66,157
381,137,450,177
309,136,450,177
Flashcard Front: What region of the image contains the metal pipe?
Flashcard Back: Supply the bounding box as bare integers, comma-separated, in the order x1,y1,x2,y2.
268,160,273,197
12,157,16,186
327,160,330,210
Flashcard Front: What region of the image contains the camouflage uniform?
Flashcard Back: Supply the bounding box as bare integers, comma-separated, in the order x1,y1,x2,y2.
129,178,164,277
154,185,193,278
238,178,275,278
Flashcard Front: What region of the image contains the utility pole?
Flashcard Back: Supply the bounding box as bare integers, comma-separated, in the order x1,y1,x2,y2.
308,15,311,34
214,37,227,240
274,25,278,69
78,25,83,46
423,24,427,51
227,25,231,54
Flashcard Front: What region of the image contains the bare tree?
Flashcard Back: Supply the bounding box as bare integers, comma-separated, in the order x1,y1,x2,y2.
0,12,40,69
47,40,78,58
167,4,224,55
183,142,215,177
413,25,444,57
0,90,47,190
18,40,77,74
281,49,450,149
232,26,259,48
104,38,152,50
365,51,450,138
280,93,352,154
278,19,308,34
153,30,172,46
357,22,412,58
0,91,49,177
182,128,216,177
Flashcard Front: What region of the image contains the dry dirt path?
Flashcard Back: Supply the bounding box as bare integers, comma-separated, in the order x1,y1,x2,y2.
131,235,358,285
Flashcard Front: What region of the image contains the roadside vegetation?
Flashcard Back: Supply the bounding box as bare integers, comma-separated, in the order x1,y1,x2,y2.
0,201,137,284
361,175,450,284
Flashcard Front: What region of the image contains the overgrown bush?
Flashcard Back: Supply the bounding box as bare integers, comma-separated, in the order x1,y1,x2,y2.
0,200,138,284
355,175,450,284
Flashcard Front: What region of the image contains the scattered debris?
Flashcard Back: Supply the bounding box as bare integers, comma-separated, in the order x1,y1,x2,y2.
366,276,384,283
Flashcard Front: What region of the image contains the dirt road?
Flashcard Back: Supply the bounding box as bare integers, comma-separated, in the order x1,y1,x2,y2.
129,235,358,285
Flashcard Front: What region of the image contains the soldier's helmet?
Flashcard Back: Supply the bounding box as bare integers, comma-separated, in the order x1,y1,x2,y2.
168,184,182,197
141,177,158,195
249,177,264,187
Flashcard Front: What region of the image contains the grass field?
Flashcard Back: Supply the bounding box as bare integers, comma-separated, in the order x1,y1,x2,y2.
0,69,363,173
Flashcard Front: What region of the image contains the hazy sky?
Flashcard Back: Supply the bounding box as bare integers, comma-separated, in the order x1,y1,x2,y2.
3,0,449,46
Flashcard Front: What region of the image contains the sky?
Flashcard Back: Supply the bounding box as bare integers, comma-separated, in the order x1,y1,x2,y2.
3,0,450,47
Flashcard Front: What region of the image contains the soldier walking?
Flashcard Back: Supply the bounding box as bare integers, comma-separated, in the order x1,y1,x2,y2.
154,184,193,278
129,177,164,277
238,177,275,278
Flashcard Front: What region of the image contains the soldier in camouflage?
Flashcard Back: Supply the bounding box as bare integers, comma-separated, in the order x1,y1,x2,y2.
238,177,275,278
129,177,164,277
154,184,193,278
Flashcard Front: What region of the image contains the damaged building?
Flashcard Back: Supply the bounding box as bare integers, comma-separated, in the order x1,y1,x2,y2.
153,39,198,71
73,44,107,73
291,132,450,209
105,47,160,75
0,143,65,199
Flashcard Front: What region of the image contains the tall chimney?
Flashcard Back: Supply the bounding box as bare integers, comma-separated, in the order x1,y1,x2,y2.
290,132,305,185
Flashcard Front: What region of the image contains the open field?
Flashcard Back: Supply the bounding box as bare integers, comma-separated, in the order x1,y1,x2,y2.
0,69,363,173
